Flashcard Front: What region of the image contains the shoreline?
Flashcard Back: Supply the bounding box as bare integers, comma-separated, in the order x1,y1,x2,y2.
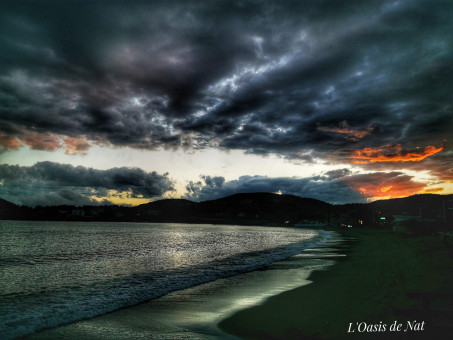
219,228,453,340
21,229,343,340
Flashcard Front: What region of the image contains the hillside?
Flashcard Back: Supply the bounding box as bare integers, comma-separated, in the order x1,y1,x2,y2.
0,198,25,220
198,193,331,223
0,193,452,231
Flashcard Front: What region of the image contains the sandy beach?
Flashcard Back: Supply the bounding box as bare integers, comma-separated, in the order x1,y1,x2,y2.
220,228,453,340
21,228,453,340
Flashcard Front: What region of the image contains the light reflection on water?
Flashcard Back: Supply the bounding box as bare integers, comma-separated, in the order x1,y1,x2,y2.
0,222,318,294
0,220,325,340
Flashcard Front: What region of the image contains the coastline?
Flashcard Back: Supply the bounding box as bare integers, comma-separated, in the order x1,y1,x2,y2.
21,229,342,340
219,228,453,340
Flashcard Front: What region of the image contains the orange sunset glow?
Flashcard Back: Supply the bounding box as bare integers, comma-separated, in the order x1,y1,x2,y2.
0,133,23,150
357,183,426,200
348,144,443,164
317,121,372,141
64,137,92,155
23,133,61,152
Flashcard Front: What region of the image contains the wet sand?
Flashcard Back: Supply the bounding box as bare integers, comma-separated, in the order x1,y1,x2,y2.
23,231,345,340
219,228,453,340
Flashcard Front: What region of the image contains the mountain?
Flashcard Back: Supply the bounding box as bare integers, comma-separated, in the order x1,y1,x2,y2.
0,198,24,220
198,193,331,223
0,197,17,210
0,193,451,230
127,193,331,224
369,194,452,215
131,199,199,222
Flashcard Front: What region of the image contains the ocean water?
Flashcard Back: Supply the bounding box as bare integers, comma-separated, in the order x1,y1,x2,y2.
0,221,328,339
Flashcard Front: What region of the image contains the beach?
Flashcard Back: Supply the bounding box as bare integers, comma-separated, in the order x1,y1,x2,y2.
220,228,453,340
19,228,453,340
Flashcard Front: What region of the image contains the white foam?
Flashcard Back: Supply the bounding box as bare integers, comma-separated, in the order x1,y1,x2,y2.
0,229,330,339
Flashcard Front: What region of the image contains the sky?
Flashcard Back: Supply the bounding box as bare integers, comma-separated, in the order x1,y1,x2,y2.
0,0,452,207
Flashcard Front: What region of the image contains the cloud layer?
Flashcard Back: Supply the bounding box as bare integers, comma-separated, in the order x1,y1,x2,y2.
0,162,174,206
184,170,429,204
0,1,451,175
1,1,452,205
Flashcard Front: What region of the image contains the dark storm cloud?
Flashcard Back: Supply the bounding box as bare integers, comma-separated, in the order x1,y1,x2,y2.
0,162,174,206
0,1,452,174
20,189,109,208
183,170,428,204
183,174,364,204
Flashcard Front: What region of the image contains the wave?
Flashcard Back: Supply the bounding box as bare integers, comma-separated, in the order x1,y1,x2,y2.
0,229,330,339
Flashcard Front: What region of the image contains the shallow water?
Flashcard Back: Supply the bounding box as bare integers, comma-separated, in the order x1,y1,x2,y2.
0,221,328,339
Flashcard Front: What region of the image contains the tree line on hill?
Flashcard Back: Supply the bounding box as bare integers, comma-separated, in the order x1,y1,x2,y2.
1,193,452,234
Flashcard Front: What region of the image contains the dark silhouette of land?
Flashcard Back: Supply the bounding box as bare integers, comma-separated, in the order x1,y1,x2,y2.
1,193,452,233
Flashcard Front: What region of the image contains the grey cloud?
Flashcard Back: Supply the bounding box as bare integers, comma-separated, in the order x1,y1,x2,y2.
0,0,452,173
183,170,429,204
0,162,174,206
184,173,365,204
20,189,106,208
185,175,226,200
201,175,225,188
325,169,352,179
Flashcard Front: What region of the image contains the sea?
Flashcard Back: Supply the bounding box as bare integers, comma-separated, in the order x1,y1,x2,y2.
0,221,329,339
